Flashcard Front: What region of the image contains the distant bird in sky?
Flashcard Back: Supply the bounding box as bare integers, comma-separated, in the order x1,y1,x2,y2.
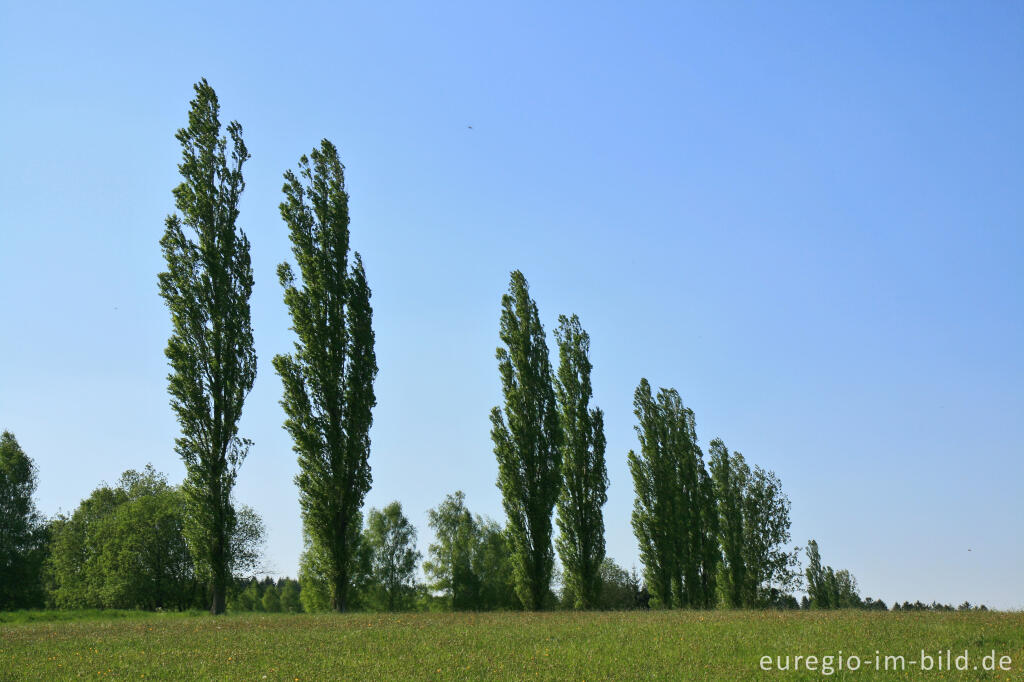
467,125,473,130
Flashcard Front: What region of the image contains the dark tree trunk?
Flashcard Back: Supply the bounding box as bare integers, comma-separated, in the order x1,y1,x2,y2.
210,523,228,615
331,570,348,612
210,583,226,615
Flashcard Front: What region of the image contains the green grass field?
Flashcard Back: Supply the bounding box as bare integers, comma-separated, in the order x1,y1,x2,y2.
2,610,1022,680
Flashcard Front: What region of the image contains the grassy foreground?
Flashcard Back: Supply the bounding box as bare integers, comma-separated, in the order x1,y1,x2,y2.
2,610,1022,680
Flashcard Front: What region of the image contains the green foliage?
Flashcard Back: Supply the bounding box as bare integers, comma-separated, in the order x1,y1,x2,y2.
710,439,799,607
232,579,260,612
829,570,861,608
424,491,519,611
627,380,718,609
229,506,266,582
561,558,640,610
298,515,372,612
739,465,799,605
298,541,332,613
553,315,608,609
696,454,720,608
709,439,746,607
627,380,673,606
805,539,861,609
424,491,478,610
598,559,642,610
158,78,256,615
45,466,263,611
805,539,826,607
274,139,378,613
364,502,420,611
46,466,196,610
280,579,302,613
490,271,563,610
261,585,281,613
0,431,46,609
473,519,520,611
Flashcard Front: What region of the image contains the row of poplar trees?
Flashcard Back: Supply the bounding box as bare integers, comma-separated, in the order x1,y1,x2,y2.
628,388,797,609
159,79,611,615
489,276,798,611
490,274,609,610
159,80,376,614
158,79,793,616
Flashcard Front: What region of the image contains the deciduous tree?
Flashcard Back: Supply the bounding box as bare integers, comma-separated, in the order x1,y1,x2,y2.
0,431,46,609
741,465,799,605
158,79,256,614
424,491,478,610
46,466,263,611
280,579,302,613
473,518,519,610
490,271,563,610
628,380,718,608
805,539,860,609
553,314,608,609
628,379,676,607
709,439,746,608
261,584,281,612
274,139,377,612
424,491,519,611
364,502,420,611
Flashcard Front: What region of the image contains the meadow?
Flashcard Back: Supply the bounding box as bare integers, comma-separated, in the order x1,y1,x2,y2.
2,610,1022,680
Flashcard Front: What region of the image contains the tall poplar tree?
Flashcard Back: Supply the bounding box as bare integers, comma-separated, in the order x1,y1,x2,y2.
273,139,377,612
0,431,45,609
668,393,699,606
710,440,798,607
695,456,721,608
490,271,563,610
628,379,717,608
628,379,676,607
709,438,746,608
158,79,255,615
553,314,608,609
804,539,828,608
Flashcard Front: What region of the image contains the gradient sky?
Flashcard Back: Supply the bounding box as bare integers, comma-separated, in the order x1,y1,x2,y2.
1,1,1021,608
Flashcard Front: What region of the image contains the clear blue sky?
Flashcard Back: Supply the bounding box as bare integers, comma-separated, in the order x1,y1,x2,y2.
1,1,1021,608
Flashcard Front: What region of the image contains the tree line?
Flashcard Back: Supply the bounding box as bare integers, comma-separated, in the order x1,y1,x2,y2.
0,447,643,612
4,432,985,613
0,79,988,615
